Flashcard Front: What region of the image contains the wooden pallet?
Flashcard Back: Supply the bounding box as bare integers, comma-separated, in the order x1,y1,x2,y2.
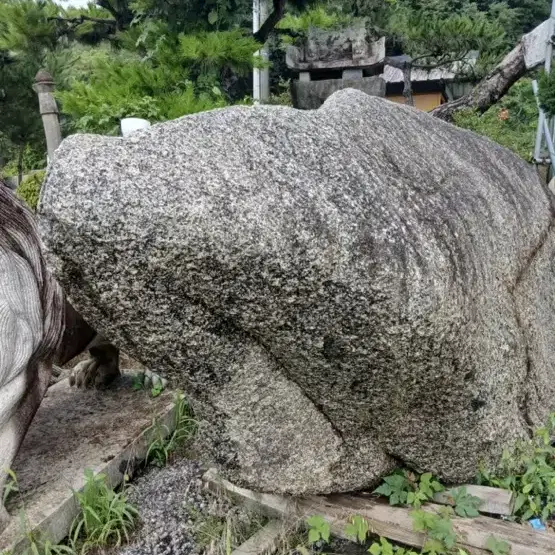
204,469,555,555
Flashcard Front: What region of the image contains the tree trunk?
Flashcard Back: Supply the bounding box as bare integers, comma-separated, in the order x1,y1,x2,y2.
17,145,24,186
403,63,414,106
96,0,133,31
253,0,286,44
430,42,526,122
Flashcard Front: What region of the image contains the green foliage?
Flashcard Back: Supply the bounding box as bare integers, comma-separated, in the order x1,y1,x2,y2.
71,469,137,553
188,504,267,555
277,6,354,35
411,508,457,555
538,70,555,118
145,393,197,467
57,60,225,135
478,413,555,522
175,30,264,75
55,28,261,134
1,145,46,177
345,514,369,543
0,0,57,175
446,487,482,518
388,4,505,67
305,515,330,544
477,0,549,41
266,78,293,106
368,537,418,555
0,0,59,55
60,4,116,44
130,0,252,34
191,512,227,549
485,536,510,555
16,170,45,211
374,471,444,508
453,79,537,160
374,472,412,505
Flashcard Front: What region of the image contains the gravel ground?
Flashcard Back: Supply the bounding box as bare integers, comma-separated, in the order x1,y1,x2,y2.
119,460,214,555
115,458,370,555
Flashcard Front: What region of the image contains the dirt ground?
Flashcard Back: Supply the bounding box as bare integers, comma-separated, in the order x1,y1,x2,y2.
0,373,173,552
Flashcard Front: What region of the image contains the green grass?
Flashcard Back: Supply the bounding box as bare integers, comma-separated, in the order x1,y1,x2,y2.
145,392,197,467
70,469,138,554
1,470,74,555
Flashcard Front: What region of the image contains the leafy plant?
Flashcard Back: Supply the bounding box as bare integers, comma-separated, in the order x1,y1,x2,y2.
446,487,482,518
345,514,369,543
131,371,165,397
145,392,197,467
71,469,137,553
368,537,418,555
375,471,444,508
1,145,45,179
15,170,45,211
485,536,510,555
478,412,555,522
306,515,330,544
411,508,458,555
374,472,411,505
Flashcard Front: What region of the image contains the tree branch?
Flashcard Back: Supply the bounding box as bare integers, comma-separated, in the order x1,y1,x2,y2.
96,0,119,20
253,0,287,44
96,0,133,29
47,15,117,26
430,41,526,121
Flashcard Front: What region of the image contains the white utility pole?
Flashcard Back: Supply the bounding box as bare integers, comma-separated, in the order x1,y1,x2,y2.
253,0,270,103
534,0,555,165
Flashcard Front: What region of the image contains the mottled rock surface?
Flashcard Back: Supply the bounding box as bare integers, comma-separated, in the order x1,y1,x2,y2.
39,89,555,493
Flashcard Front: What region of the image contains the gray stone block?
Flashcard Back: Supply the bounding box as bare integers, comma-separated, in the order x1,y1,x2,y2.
291,76,385,109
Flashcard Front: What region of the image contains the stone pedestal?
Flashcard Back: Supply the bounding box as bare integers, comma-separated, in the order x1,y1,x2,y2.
292,76,386,110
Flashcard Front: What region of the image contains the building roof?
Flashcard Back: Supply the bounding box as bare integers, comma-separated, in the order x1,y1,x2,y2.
383,53,478,84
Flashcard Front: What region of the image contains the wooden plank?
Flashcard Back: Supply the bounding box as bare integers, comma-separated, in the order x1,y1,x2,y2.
433,485,514,516
204,470,555,555
231,520,283,555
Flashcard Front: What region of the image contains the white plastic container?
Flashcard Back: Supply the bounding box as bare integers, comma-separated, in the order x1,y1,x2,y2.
120,117,151,137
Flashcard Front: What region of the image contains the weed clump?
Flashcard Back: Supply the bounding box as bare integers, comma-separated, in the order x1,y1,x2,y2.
145,392,197,467
71,469,137,553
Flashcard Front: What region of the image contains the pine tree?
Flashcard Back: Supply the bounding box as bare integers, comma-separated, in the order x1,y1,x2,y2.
387,3,505,105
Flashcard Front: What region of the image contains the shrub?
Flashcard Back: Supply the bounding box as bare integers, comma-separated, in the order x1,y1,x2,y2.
15,170,45,211
453,78,537,160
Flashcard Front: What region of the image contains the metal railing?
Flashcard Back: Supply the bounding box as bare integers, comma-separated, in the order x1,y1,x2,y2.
533,0,555,167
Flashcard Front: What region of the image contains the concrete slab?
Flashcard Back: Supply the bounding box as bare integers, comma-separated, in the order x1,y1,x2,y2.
0,374,175,553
